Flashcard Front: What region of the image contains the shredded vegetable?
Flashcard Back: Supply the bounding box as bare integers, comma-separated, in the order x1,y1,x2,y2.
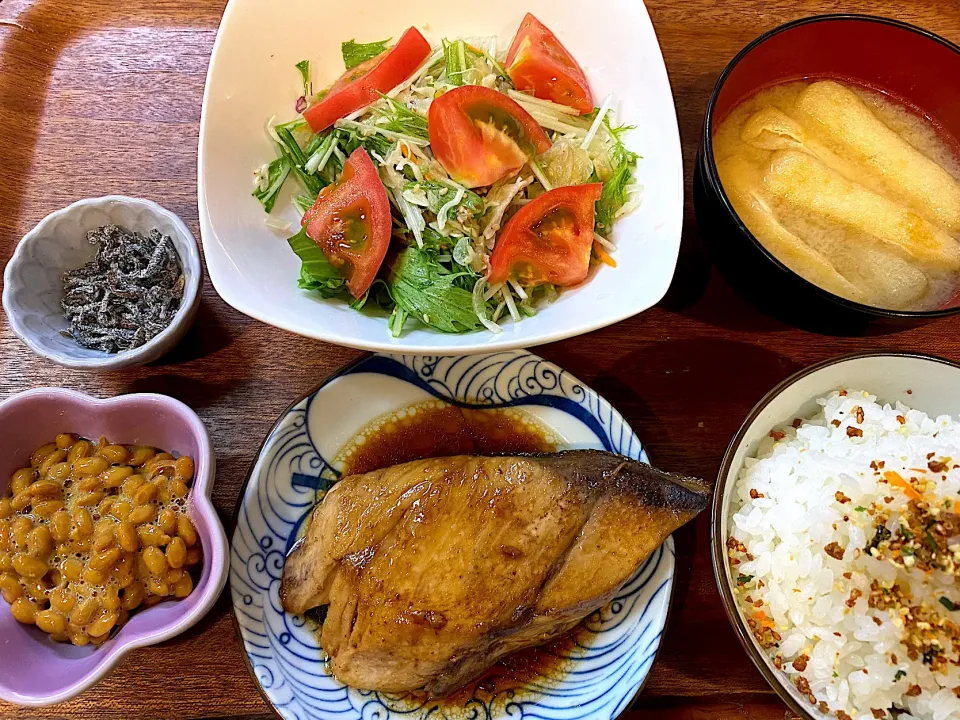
341,38,391,69
295,60,312,99
252,28,640,336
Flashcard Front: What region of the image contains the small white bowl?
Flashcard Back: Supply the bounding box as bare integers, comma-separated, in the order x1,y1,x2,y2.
2,196,202,370
711,352,960,720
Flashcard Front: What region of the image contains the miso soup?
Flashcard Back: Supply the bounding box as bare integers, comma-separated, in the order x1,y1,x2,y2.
713,79,960,311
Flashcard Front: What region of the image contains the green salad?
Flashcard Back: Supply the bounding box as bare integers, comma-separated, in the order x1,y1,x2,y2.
253,17,640,336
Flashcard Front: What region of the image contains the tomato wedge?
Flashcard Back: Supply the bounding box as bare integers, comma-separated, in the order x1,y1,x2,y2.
301,148,392,298
303,27,431,132
505,14,594,115
488,183,602,287
428,86,551,188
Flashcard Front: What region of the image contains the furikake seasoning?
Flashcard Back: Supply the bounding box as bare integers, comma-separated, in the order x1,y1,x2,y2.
61,225,185,353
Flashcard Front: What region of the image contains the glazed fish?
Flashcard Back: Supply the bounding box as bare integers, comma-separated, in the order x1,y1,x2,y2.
281,450,709,697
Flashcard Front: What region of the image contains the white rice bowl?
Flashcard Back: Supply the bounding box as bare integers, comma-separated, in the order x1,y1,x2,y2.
728,390,960,720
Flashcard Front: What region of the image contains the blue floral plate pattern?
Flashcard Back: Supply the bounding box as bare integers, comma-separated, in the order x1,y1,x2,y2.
230,350,675,720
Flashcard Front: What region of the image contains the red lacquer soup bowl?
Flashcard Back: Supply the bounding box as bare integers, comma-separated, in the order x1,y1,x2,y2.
693,14,960,334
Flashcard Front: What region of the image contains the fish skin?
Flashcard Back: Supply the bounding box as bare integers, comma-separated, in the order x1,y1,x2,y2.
531,449,710,510
280,450,709,696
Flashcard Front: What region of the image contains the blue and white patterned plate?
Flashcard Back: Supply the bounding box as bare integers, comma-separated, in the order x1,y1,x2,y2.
230,350,675,720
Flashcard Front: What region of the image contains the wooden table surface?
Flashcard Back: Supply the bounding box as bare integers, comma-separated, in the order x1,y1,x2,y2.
1,0,959,717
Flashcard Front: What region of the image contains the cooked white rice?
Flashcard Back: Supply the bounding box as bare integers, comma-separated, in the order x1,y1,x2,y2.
729,390,960,720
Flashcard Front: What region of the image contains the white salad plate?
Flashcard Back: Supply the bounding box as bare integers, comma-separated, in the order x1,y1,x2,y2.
231,349,677,720
199,0,683,353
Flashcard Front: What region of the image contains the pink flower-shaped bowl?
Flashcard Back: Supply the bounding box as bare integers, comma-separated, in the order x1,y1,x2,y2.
0,389,228,707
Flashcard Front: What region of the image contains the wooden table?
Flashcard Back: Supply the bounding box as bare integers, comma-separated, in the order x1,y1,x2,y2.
1,0,959,717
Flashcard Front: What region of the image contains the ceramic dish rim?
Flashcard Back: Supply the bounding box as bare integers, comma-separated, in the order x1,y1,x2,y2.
709,350,960,720
699,13,960,320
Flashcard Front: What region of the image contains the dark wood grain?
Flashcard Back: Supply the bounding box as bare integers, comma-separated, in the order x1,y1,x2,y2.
1,0,959,717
